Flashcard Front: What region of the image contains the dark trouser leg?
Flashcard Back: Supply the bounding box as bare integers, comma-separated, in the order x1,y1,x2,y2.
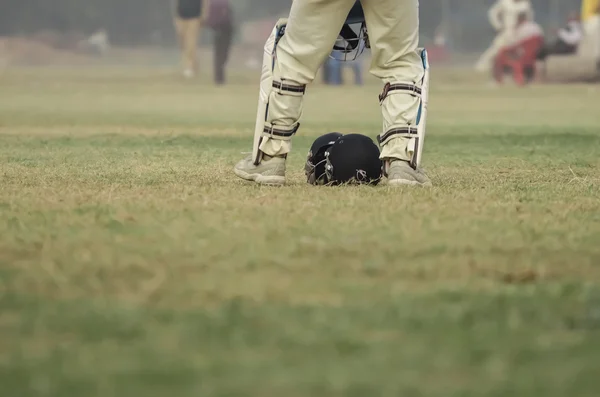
214,23,233,84
552,39,577,55
539,39,577,60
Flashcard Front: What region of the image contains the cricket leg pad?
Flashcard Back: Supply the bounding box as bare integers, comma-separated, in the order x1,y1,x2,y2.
251,19,306,165
378,48,430,170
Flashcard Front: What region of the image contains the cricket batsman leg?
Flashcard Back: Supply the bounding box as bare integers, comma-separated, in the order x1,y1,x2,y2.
234,0,357,186
361,0,431,186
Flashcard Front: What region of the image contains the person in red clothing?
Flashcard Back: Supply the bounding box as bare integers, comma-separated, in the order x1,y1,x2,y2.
205,0,234,85
493,12,544,85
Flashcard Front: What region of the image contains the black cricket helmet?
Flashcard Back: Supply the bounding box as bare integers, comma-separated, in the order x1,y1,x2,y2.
305,132,343,185
332,1,369,61
306,133,383,186
324,134,383,185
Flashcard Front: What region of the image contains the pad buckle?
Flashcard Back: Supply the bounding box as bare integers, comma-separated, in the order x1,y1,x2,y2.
377,127,419,146
263,123,300,139
273,80,306,95
379,82,422,103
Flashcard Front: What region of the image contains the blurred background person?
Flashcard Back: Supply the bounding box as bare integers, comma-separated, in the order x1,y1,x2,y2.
582,0,600,33
430,25,450,61
323,55,343,85
581,0,600,60
537,11,583,61
206,0,233,85
476,0,535,72
77,29,110,56
535,11,584,82
173,0,204,79
323,50,363,86
493,12,544,85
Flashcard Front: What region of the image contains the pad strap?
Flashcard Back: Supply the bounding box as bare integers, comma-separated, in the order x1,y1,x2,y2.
377,127,418,146
379,82,421,103
273,80,306,96
262,123,300,141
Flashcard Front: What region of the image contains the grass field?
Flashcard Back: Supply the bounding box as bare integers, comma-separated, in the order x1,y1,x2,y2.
1,66,600,396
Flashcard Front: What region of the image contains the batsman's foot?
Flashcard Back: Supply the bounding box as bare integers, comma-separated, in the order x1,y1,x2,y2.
386,160,432,187
234,155,286,186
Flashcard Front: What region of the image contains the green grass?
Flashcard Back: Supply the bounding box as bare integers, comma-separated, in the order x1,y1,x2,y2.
1,67,600,397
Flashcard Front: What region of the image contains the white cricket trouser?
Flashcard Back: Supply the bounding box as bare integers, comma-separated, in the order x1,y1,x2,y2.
260,0,424,162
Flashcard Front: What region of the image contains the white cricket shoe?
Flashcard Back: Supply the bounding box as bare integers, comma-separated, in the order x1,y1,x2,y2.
386,160,432,187
234,155,286,186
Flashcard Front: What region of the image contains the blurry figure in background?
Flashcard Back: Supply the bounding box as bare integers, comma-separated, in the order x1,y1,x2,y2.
206,0,234,85
322,54,340,85
427,25,450,63
493,12,544,86
581,0,600,59
476,0,534,72
536,12,584,81
582,0,600,34
323,49,363,86
78,29,110,56
173,0,204,79
321,57,331,84
537,12,583,61
434,27,447,48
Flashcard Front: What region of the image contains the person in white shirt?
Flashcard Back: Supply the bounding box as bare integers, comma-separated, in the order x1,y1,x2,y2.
513,18,544,44
476,0,535,71
537,12,583,60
